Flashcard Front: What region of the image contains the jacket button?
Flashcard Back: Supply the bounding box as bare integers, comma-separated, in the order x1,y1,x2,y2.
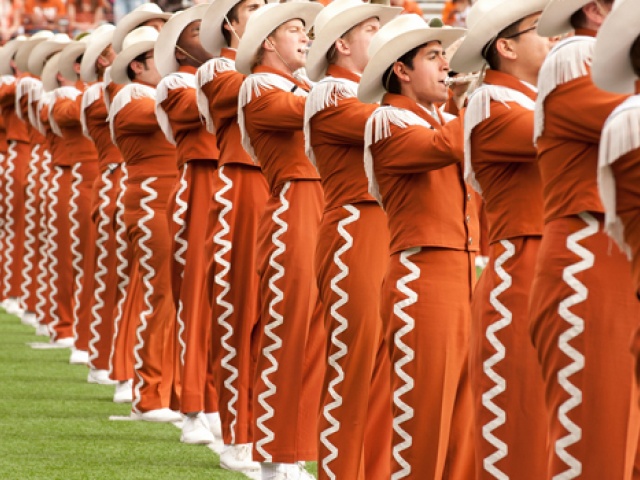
467,193,472,201
465,215,471,223
468,237,473,245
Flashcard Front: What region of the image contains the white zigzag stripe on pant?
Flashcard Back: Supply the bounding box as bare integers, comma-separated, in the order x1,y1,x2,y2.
172,165,189,366
483,239,515,480
35,149,52,325
109,164,129,376
213,166,239,444
554,212,597,480
70,163,83,345
392,247,420,480
256,181,291,462
3,142,17,300
47,167,63,340
132,176,158,413
0,152,5,293
320,204,360,480
21,144,41,311
89,167,115,368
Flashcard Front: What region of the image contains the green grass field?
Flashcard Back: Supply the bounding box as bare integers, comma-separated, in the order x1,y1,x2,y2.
0,311,316,479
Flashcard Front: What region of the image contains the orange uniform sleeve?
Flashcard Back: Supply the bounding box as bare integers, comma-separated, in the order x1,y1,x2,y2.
160,86,202,129
114,97,160,134
51,96,81,128
372,116,464,174
245,88,306,131
0,82,17,109
470,101,536,162
311,95,377,145
209,70,244,124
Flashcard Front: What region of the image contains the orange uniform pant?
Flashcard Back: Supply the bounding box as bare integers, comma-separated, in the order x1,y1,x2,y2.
123,173,179,413
109,164,138,382
3,140,28,302
530,213,640,479
168,161,218,415
48,165,74,341
381,247,475,479
209,164,268,445
470,236,547,480
21,143,45,313
71,161,99,352
315,202,393,480
88,163,123,371
35,149,53,326
252,180,326,463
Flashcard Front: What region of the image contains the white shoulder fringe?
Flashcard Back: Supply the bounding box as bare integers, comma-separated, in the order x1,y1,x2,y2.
108,83,156,146
34,91,52,137
598,95,640,257
0,74,15,86
237,72,308,164
80,82,104,140
195,57,235,134
49,86,82,137
464,84,535,194
534,36,595,143
155,72,197,146
15,77,41,121
102,67,114,111
303,76,358,168
363,106,432,205
27,81,44,134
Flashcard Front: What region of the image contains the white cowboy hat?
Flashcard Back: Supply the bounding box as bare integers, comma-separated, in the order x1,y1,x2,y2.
235,0,323,75
450,0,550,73
0,36,27,75
42,52,63,92
358,14,465,103
537,0,593,37
110,26,160,85
59,35,93,82
28,34,72,77
15,31,54,73
306,0,401,82
80,24,116,82
154,3,209,77
592,0,639,93
112,3,172,53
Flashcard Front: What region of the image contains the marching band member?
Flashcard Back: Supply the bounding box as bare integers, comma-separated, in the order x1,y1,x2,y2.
154,4,222,446
303,0,399,477
109,26,180,423
196,0,269,472
450,0,551,477
236,2,325,478
531,0,640,476
359,14,477,479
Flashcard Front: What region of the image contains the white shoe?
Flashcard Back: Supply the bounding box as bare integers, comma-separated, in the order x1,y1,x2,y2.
220,444,260,473
3,298,20,315
205,412,223,438
132,408,182,423
21,311,38,327
52,337,74,348
181,413,216,444
113,380,133,403
69,349,89,365
261,462,314,480
35,324,50,337
87,369,117,385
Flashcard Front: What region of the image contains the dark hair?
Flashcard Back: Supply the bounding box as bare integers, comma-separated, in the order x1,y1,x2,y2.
631,33,640,78
126,51,148,81
570,0,614,30
381,42,427,95
481,18,523,70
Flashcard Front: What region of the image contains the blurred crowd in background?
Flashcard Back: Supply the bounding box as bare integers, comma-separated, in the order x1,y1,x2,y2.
0,0,472,43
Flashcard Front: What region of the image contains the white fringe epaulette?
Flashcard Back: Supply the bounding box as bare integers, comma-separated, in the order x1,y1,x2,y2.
15,77,40,121
80,83,104,140
597,95,640,257
27,80,44,134
303,76,358,168
464,84,536,194
155,72,197,146
0,74,15,86
238,72,308,163
196,57,235,134
108,83,156,146
534,35,595,143
102,67,113,111
363,106,432,205
49,86,82,137
34,91,52,137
